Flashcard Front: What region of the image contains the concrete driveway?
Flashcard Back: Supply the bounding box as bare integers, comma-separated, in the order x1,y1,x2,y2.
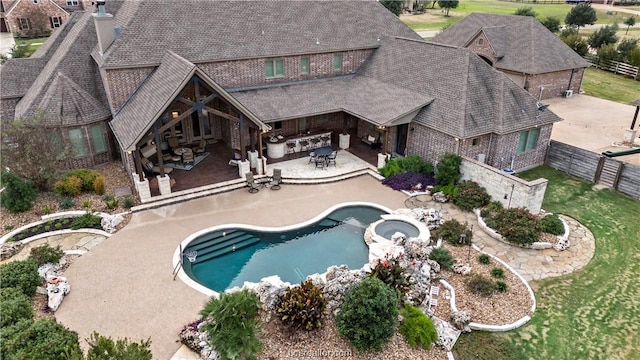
0,32,15,57
546,94,640,166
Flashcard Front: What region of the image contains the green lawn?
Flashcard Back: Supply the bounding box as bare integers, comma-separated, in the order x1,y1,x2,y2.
581,67,640,104
453,166,640,360
401,0,633,30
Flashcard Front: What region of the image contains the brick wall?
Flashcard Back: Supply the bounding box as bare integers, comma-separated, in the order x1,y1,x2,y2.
406,124,458,164
104,67,154,112
489,124,552,171
465,33,497,65
63,121,115,169
525,68,585,100
6,0,69,35
460,157,548,214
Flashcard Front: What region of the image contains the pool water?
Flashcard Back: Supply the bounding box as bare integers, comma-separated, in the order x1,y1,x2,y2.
374,220,419,239
182,205,387,292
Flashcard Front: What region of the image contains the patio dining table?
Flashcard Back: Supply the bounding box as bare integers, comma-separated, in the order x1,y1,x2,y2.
315,146,333,156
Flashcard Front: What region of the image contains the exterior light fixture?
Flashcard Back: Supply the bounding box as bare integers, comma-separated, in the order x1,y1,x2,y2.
172,111,179,119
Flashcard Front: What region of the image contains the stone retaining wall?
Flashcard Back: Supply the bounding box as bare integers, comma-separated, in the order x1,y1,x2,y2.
460,157,548,214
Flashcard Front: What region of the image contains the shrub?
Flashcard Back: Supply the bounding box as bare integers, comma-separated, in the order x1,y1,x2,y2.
29,244,64,266
490,267,505,279
481,207,543,246
276,280,326,331
368,254,412,300
428,247,455,270
81,199,92,209
452,180,491,212
59,197,75,209
398,304,438,350
541,214,565,235
0,260,41,297
0,319,82,360
382,171,437,191
199,290,262,360
336,277,399,352
434,153,462,189
478,254,491,265
0,287,33,327
123,196,135,209
54,175,83,197
380,155,433,178
71,212,102,230
466,274,495,297
496,281,508,292
92,175,106,195
104,197,119,210
65,169,100,192
486,200,503,212
0,172,38,213
432,219,472,246
86,332,152,360
42,205,51,215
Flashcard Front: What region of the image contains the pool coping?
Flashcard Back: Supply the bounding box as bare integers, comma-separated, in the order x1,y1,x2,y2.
172,201,395,297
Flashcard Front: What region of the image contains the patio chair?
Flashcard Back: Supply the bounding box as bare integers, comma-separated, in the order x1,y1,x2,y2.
270,168,282,190
194,139,206,154
315,156,325,170
141,157,173,175
326,151,337,167
245,172,260,193
167,137,180,151
307,151,316,164
182,148,195,165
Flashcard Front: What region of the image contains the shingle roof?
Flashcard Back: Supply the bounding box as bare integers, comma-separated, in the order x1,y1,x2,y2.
229,75,432,126
13,11,110,124
431,13,588,74
100,0,420,68
358,37,559,138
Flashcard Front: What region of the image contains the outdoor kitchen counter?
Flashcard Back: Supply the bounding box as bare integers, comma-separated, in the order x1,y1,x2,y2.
266,130,332,159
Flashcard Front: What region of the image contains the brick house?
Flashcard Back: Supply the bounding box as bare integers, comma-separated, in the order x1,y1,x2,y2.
431,13,589,100
1,0,90,36
0,0,561,200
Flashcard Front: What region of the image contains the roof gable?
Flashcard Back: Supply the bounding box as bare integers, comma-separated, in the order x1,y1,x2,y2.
432,13,588,74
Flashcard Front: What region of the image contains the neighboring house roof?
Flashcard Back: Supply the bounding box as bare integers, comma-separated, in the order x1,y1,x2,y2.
431,13,588,74
229,75,433,126
109,51,270,152
98,0,420,68
13,10,110,125
358,37,560,139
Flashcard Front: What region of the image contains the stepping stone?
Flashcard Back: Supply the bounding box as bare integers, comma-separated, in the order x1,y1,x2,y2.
114,187,132,197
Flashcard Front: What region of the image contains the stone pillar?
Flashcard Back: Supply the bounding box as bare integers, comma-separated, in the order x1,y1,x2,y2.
623,129,638,143
157,175,172,196
377,153,389,169
238,160,251,178
133,173,151,202
256,156,267,175
339,133,350,149
248,150,259,169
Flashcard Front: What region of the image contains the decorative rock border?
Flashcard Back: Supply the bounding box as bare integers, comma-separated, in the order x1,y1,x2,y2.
439,245,536,332
473,209,571,251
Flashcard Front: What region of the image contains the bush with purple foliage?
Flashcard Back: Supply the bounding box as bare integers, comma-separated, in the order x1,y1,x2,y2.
382,172,437,191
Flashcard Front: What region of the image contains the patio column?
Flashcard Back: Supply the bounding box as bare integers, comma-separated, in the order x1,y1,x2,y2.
154,123,165,177
133,149,144,182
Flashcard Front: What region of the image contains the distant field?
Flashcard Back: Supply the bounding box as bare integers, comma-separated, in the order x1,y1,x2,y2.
401,0,634,30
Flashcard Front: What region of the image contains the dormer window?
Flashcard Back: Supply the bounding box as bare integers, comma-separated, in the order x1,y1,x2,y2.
478,38,484,45
33,0,39,4
66,0,79,5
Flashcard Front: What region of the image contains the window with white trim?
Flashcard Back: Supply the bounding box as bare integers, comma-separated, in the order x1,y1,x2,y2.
66,0,79,5
517,128,539,153
265,59,284,78
90,125,106,154
18,18,30,31
69,128,87,158
51,17,62,28
333,54,343,72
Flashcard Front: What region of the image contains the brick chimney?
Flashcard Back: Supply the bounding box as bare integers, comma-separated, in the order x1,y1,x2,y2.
92,0,115,55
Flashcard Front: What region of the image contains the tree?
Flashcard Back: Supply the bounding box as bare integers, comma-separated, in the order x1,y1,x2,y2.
380,0,401,16
597,43,620,63
20,7,51,38
565,4,597,32
515,7,537,18
617,38,639,62
437,0,459,17
624,16,636,35
588,24,619,49
626,47,640,66
0,112,72,190
561,34,589,56
541,16,562,33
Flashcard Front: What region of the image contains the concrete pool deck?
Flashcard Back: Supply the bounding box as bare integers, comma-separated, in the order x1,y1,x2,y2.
54,175,409,359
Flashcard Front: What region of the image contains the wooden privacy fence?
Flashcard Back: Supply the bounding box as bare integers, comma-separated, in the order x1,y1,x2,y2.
584,55,640,81
545,140,640,200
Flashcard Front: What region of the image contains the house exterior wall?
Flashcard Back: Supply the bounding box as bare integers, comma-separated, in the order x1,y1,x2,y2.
104,67,154,112
63,120,115,169
465,33,497,65
489,124,552,171
5,0,70,35
198,49,374,88
524,68,585,100
406,124,458,164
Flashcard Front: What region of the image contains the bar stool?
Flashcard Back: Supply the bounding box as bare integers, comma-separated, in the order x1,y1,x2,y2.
310,137,321,149
299,139,310,152
321,135,330,147
286,141,296,155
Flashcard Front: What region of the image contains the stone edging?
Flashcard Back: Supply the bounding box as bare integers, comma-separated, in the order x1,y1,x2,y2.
473,209,570,250
0,211,119,245
439,245,536,332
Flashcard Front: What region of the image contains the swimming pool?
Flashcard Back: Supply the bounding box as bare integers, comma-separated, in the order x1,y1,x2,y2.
175,203,392,294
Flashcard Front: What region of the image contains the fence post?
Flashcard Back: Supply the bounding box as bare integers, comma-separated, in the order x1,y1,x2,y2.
613,162,624,190
594,156,605,184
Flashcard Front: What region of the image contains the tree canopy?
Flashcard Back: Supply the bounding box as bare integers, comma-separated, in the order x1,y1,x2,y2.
380,0,401,17
541,17,562,33
565,4,597,31
437,0,459,17
624,16,636,35
515,7,537,18
587,24,619,49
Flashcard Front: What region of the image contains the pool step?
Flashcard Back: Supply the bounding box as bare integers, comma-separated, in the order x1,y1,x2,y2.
188,234,255,259
194,238,261,263
188,230,248,252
